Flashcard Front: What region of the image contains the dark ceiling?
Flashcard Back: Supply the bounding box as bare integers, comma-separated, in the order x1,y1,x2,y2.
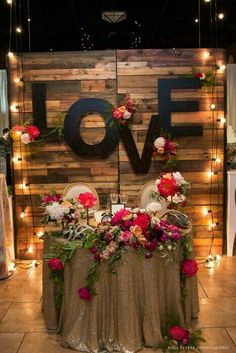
0,0,236,55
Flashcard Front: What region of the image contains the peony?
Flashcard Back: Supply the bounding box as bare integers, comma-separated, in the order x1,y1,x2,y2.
113,108,123,120
157,177,178,197
181,259,198,277
154,137,165,149
133,213,150,234
130,225,143,237
111,208,131,225
78,192,97,209
169,326,189,342
27,125,40,140
157,147,165,154
12,125,25,132
78,287,91,301
144,240,157,252
118,105,126,114
42,194,61,204
21,133,31,144
48,257,63,271
123,110,132,120
45,202,64,220
146,202,162,214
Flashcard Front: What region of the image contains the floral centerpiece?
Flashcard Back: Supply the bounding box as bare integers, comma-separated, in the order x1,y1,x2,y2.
41,190,97,228
112,94,135,128
151,172,190,209
78,208,182,300
11,124,40,144
153,135,178,169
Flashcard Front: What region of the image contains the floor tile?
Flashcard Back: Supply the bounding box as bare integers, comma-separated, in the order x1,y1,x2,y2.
198,280,207,298
200,328,236,353
0,303,11,322
0,279,41,303
226,327,236,345
198,275,236,298
0,303,45,333
198,298,236,327
18,332,76,353
0,333,25,353
25,264,42,281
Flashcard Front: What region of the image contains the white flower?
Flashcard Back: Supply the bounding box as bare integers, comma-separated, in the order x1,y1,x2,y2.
155,178,161,185
167,245,172,250
21,133,30,144
172,194,182,204
151,217,160,226
154,137,165,149
45,202,64,220
172,171,185,186
146,202,162,213
167,195,172,202
200,73,206,80
123,110,132,120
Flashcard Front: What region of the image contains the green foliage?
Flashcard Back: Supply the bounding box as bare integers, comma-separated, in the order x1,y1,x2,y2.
191,67,215,87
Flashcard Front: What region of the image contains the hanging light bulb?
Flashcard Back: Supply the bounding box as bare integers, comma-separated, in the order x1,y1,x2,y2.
8,52,14,58
16,27,22,33
217,117,226,124
20,210,25,218
12,156,22,163
36,231,44,238
204,0,211,2
6,0,12,4
20,183,29,189
210,103,216,110
202,207,210,216
218,13,224,20
203,51,210,59
195,18,199,23
10,103,19,112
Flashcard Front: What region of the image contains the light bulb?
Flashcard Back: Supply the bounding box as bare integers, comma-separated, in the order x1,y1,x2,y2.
10,103,19,112
210,103,216,110
27,245,34,253
204,0,211,2
16,27,22,33
217,117,226,124
202,207,209,216
12,156,22,163
27,18,31,22
203,51,210,59
207,171,214,177
36,231,44,238
218,64,226,71
20,210,25,218
21,183,29,189
218,13,224,20
6,0,12,4
8,52,14,58
195,18,199,23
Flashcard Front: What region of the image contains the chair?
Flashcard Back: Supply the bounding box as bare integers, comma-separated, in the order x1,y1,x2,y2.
63,182,100,210
137,180,169,214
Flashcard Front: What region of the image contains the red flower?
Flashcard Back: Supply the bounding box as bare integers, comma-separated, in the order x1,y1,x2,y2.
169,326,189,342
26,125,40,140
42,194,61,204
48,258,63,271
111,209,131,225
113,108,123,120
144,240,157,252
78,287,91,301
133,213,150,234
195,72,204,79
78,192,97,209
157,177,178,197
181,259,198,277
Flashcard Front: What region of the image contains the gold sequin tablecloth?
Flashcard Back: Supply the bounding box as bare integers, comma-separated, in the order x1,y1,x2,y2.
42,232,199,353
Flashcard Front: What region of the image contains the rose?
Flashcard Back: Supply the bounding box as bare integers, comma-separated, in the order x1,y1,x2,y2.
172,172,185,186
169,326,189,342
42,194,61,204
154,137,165,149
181,259,198,277
113,108,123,120
78,287,91,301
48,258,63,271
123,110,132,120
26,125,40,140
146,202,162,213
157,177,178,197
172,231,181,241
12,125,25,132
157,147,165,154
119,230,132,243
21,133,31,144
111,208,131,225
78,192,97,209
144,240,157,252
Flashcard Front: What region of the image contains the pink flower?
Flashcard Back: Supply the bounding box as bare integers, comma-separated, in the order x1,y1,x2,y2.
48,258,63,271
78,192,97,209
26,125,40,140
42,194,61,204
12,125,25,132
111,209,131,225
78,287,91,301
113,108,124,120
181,259,198,277
169,326,189,341
195,72,206,80
119,230,132,243
144,240,157,252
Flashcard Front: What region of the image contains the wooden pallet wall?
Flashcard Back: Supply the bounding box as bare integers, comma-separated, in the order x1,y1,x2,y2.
8,49,225,258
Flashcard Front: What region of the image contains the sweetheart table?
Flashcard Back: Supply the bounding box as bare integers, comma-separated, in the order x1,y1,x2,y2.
42,229,199,353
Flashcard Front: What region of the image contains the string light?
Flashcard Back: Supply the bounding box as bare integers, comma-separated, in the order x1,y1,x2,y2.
6,0,12,4
210,103,216,110
12,156,22,163
8,52,14,58
20,210,26,218
217,117,226,124
10,103,19,112
217,64,226,71
36,231,44,238
218,13,224,20
203,51,210,59
204,0,211,2
27,245,34,253
204,254,222,268
195,18,199,23
16,27,22,33
20,183,29,189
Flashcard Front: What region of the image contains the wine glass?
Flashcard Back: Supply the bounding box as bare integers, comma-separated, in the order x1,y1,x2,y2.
110,192,119,204
119,193,128,205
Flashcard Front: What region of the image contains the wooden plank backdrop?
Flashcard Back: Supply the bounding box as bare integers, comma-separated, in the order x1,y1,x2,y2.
8,48,225,258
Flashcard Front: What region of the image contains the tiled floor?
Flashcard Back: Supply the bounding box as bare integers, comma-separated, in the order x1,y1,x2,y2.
1,257,236,353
